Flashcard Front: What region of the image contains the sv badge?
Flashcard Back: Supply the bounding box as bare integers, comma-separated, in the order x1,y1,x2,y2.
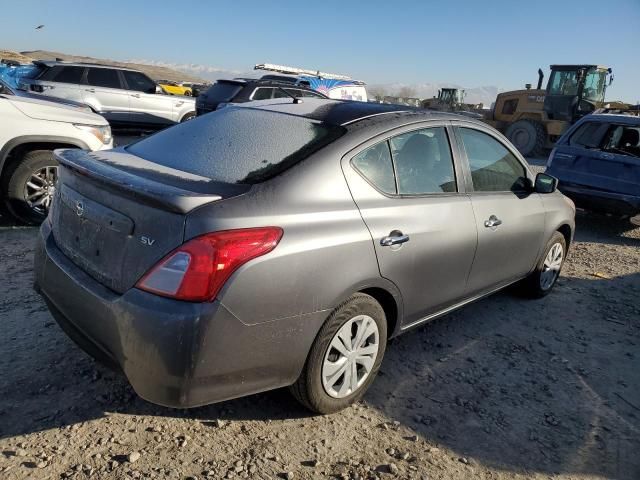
140,236,156,246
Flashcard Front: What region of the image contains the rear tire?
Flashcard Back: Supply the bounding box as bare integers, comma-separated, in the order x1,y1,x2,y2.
180,112,196,122
505,119,546,157
519,231,566,298
290,293,387,414
2,150,59,225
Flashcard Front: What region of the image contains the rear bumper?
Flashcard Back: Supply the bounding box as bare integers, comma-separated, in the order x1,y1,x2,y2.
558,183,640,216
34,222,327,408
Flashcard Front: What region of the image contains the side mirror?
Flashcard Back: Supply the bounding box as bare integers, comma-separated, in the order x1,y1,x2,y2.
155,85,164,94
534,172,558,194
0,84,5,94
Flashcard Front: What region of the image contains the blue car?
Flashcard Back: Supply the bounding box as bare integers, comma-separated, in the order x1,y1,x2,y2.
546,113,640,225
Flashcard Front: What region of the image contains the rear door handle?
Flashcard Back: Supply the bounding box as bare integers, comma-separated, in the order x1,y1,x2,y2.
380,232,410,246
484,215,502,228
130,93,140,98
600,152,614,160
85,88,95,93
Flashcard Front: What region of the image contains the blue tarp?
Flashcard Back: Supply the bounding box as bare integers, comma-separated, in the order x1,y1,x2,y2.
0,64,39,89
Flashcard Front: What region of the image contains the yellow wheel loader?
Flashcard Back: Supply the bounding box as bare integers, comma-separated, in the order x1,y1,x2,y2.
486,65,615,156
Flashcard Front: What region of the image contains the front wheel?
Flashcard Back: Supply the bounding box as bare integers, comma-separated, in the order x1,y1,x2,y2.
290,293,387,414
519,231,566,298
2,150,59,225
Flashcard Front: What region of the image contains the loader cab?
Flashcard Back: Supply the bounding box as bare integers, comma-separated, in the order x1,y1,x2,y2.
544,65,612,123
438,88,465,108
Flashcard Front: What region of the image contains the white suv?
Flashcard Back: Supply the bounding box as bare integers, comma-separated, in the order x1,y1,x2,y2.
19,62,196,127
0,83,112,224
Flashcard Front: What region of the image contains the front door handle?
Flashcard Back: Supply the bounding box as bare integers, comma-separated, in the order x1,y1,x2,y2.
484,215,502,228
130,93,140,98
380,232,410,246
85,88,95,93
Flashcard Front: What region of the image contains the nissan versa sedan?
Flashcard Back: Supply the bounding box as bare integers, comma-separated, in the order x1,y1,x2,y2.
34,99,575,414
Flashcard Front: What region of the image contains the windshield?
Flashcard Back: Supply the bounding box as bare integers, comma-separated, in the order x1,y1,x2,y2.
203,81,243,102
582,70,607,102
127,107,345,184
548,68,607,102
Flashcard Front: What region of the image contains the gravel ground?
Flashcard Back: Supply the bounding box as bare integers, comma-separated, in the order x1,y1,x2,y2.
0,146,639,480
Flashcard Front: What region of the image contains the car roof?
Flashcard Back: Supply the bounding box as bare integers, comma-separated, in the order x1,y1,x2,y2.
579,114,640,126
33,60,139,73
229,98,475,127
217,77,319,90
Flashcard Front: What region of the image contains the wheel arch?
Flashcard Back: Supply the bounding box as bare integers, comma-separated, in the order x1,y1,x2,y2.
0,136,90,179
358,286,401,339
557,223,573,250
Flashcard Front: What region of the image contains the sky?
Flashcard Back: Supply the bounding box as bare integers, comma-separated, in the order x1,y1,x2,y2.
2,0,639,102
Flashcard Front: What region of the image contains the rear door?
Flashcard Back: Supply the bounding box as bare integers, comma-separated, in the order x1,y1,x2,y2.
122,70,177,124
454,124,545,295
83,67,130,123
342,123,478,327
35,65,86,102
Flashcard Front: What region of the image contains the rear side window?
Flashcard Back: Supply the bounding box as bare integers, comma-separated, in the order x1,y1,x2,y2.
51,66,84,84
569,121,609,148
390,127,456,194
352,142,396,194
459,128,528,192
86,68,121,89
126,108,345,184
205,82,243,102
122,70,156,93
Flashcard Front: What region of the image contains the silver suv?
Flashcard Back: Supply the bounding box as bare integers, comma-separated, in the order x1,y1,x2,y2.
19,61,196,127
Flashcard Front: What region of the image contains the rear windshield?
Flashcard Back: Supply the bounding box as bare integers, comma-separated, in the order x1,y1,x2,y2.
204,81,243,102
126,107,345,184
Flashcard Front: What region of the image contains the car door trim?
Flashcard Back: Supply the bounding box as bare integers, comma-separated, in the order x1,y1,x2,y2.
400,274,525,332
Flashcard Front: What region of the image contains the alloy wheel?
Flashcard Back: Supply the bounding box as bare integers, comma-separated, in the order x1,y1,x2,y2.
24,165,58,214
321,315,380,399
540,242,563,290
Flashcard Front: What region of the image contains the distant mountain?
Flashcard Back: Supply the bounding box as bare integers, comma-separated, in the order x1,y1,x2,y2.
17,50,206,83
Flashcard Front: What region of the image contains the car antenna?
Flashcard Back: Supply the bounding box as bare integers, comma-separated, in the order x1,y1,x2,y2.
277,87,302,104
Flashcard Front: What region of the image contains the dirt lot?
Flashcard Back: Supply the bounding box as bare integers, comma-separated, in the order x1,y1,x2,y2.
1,205,639,479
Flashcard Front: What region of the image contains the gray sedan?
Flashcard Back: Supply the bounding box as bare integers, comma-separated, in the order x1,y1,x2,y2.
34,99,575,413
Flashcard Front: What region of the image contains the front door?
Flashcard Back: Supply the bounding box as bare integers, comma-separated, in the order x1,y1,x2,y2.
83,67,130,123
455,125,546,295
121,70,176,125
343,124,478,326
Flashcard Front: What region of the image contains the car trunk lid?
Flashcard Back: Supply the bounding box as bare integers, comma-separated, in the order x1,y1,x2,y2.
51,148,249,293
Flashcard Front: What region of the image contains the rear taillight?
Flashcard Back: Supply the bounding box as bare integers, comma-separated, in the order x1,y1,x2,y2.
136,227,283,302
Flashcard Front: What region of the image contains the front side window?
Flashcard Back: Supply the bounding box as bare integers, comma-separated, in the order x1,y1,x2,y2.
122,71,156,93
86,68,121,89
390,127,456,194
459,128,528,192
352,142,396,194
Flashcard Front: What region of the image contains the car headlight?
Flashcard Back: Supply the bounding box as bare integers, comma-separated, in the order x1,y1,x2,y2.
74,124,112,145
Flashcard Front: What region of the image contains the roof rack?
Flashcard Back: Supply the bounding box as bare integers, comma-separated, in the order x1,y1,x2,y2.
254,63,352,81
